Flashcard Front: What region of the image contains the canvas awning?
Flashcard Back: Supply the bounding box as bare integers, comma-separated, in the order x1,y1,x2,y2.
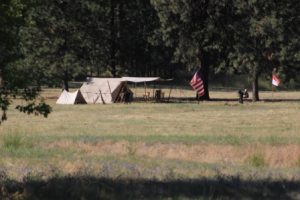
121,77,172,83
121,77,160,83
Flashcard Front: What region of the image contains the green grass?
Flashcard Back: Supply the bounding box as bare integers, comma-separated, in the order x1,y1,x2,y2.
247,154,266,167
21,133,300,146
1,90,300,182
2,134,24,149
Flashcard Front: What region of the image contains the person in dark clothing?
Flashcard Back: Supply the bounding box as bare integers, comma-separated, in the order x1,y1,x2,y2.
243,89,249,99
238,89,249,104
123,86,131,104
155,89,162,101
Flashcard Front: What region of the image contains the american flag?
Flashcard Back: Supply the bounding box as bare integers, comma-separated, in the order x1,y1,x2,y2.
190,70,205,97
272,74,280,86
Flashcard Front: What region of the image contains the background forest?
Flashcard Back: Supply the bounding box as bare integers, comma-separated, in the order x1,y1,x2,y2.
1,0,299,107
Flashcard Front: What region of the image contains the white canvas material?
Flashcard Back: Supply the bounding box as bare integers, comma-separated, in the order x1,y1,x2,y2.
65,76,169,104
121,77,161,83
56,90,87,104
80,78,125,104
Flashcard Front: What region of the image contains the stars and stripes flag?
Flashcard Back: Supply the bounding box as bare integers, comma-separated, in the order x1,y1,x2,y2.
272,74,280,86
190,70,205,97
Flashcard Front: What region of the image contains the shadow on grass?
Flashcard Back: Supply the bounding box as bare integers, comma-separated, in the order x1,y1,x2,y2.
208,98,300,102
165,97,300,103
1,175,300,200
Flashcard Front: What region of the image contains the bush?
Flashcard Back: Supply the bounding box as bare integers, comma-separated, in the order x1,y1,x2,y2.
3,134,23,149
247,154,266,167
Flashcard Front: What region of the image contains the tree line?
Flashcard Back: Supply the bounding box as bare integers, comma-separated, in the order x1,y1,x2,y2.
0,0,299,122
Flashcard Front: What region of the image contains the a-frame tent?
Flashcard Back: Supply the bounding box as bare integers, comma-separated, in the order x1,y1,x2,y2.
80,77,125,104
56,90,87,104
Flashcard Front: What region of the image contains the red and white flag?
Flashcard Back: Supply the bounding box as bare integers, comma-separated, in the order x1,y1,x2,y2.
272,74,280,86
190,70,205,97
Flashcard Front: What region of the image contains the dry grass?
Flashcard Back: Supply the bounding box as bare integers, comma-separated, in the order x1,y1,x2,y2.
0,88,300,180
39,140,300,168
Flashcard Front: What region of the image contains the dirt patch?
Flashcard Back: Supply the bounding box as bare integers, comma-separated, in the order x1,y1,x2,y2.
43,140,129,156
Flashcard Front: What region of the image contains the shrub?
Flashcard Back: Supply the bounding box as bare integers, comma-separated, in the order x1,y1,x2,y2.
3,134,23,149
247,154,266,167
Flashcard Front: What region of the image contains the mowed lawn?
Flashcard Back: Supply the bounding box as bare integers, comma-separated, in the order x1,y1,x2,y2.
1,89,300,181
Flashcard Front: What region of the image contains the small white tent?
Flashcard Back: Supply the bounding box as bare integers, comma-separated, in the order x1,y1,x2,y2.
80,77,125,104
56,90,87,104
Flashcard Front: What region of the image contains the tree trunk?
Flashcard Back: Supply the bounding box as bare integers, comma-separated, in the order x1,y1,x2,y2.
0,68,3,88
252,73,259,102
110,0,116,77
63,70,69,92
198,51,210,100
97,64,100,77
119,0,124,72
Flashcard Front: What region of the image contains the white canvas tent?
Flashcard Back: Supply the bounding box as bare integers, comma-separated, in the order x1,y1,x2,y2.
79,76,173,104
56,90,87,104
80,77,125,104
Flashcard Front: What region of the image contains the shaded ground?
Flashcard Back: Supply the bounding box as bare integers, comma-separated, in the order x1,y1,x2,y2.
210,98,300,102
1,175,300,200
136,97,300,103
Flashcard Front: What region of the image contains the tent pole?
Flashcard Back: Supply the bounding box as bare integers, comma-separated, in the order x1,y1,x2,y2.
144,82,147,96
272,85,274,102
152,82,155,99
93,91,101,104
167,84,173,103
107,80,113,101
99,90,106,104
134,83,136,99
144,82,147,101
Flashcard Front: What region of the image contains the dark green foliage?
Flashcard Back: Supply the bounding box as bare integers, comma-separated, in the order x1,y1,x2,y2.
20,0,169,82
151,0,299,101
227,1,287,101
150,0,238,100
16,101,52,118
0,0,52,124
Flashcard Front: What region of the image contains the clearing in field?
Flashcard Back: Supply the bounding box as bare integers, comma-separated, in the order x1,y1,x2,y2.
1,89,300,199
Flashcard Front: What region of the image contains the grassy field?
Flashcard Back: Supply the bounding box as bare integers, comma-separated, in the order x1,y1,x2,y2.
1,89,300,199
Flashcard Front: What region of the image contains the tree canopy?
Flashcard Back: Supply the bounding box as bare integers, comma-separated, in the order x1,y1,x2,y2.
0,0,51,124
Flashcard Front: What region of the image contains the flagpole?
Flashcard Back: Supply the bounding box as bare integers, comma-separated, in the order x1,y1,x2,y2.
272,85,274,102
271,69,280,102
